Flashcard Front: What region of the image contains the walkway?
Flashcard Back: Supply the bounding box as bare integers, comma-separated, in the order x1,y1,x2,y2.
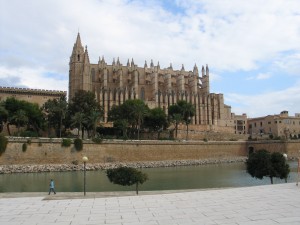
0,183,300,225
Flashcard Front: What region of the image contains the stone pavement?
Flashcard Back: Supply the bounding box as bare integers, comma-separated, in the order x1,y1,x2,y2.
0,183,300,225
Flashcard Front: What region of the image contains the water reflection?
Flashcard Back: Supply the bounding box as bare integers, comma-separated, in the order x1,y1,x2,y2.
0,162,298,192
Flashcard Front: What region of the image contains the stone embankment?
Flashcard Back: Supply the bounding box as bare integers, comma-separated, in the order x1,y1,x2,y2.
0,157,247,174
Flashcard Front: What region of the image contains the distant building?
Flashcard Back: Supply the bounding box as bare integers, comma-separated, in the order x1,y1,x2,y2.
0,86,66,106
232,113,247,134
248,111,300,139
69,33,245,133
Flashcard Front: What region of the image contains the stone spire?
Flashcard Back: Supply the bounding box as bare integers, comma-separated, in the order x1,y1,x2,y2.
127,59,130,67
74,32,83,49
202,65,205,76
131,58,135,67
157,61,160,69
206,64,209,76
144,60,147,68
112,58,116,65
150,59,154,68
181,64,185,71
193,63,198,75
83,45,90,63
169,63,173,70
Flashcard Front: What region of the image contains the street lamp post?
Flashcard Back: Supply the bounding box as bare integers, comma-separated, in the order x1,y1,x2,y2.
283,153,288,183
82,156,88,196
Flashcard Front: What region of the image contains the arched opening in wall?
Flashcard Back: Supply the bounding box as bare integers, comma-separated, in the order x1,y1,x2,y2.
158,90,161,107
248,146,254,155
140,87,145,101
91,68,95,82
77,54,80,61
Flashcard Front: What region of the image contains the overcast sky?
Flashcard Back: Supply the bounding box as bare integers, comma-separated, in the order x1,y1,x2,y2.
1,0,300,118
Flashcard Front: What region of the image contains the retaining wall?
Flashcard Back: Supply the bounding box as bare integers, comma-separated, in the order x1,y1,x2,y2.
1,139,299,165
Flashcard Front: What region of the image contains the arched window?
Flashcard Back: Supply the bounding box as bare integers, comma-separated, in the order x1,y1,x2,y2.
140,87,145,101
91,68,95,81
77,54,80,61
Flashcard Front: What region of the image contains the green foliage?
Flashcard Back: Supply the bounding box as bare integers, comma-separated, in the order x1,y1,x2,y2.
74,138,83,151
0,135,8,155
69,90,103,139
108,99,149,139
92,137,103,144
106,167,148,195
43,96,68,138
4,97,44,136
246,149,290,184
19,130,39,137
22,143,27,152
168,100,195,139
269,134,274,139
26,139,31,145
71,160,79,165
144,107,168,139
61,138,72,147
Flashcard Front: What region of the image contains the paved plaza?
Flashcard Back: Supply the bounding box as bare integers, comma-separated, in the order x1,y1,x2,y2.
0,183,300,225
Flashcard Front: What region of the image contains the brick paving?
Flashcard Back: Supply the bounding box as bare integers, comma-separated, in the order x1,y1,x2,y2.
0,183,300,225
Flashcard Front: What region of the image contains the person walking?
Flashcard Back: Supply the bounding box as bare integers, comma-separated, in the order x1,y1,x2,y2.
48,179,56,195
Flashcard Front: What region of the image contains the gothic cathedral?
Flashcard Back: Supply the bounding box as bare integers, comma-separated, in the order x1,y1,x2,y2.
69,33,236,133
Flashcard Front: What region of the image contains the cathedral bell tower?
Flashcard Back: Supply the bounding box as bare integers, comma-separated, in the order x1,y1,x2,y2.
69,33,92,101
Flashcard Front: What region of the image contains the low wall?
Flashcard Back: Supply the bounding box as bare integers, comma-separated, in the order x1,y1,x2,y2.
0,139,247,165
1,139,299,166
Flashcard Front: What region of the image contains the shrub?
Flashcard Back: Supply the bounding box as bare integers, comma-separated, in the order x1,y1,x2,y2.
27,139,31,145
0,135,8,156
20,130,39,137
203,138,208,142
269,134,274,139
38,141,42,146
92,137,103,144
71,160,79,165
22,143,27,152
106,167,148,195
61,138,72,147
74,138,83,151
246,149,290,184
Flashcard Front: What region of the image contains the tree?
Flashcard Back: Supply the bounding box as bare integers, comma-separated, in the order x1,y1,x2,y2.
168,100,195,139
11,109,28,136
4,97,44,136
144,107,168,139
71,112,85,138
69,90,103,138
177,100,195,140
168,104,182,138
108,99,149,139
0,103,8,133
106,167,148,195
246,149,290,184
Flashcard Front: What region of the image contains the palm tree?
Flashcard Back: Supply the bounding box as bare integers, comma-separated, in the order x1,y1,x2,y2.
11,109,28,136
178,101,195,140
86,110,102,138
131,100,149,140
0,104,8,133
71,112,85,138
168,104,182,138
55,97,68,138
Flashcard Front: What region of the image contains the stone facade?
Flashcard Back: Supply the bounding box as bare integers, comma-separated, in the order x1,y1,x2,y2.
248,111,300,138
69,33,239,133
0,86,66,106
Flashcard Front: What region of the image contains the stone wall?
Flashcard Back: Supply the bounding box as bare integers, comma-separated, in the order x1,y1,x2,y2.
0,139,247,165
1,139,299,166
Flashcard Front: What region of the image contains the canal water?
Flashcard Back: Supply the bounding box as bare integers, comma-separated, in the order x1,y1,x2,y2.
0,162,298,192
